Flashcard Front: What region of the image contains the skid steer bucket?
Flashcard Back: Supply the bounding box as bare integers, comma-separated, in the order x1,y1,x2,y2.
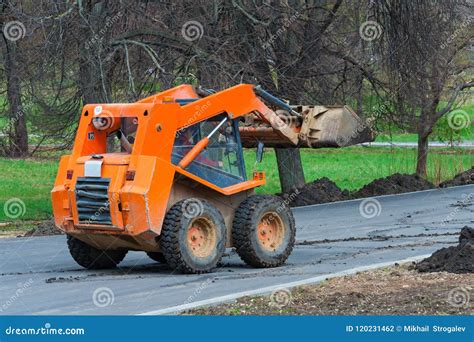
238,85,374,148
239,105,374,148
297,105,374,148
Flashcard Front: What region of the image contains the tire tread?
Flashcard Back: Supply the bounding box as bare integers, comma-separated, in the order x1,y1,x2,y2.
232,195,295,268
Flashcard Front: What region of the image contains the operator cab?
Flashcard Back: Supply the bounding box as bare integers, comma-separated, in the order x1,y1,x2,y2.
171,114,246,188
95,111,247,189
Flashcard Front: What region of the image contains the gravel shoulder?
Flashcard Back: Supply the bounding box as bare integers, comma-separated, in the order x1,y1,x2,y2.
185,264,474,315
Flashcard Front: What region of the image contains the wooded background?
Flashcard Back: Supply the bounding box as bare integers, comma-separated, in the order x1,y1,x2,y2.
0,0,472,191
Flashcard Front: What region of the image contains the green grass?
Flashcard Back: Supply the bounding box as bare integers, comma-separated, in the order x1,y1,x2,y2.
0,159,57,222
375,133,419,143
0,147,472,222
375,103,473,143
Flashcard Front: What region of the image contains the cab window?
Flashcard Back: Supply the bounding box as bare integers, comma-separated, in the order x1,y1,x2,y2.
172,114,246,187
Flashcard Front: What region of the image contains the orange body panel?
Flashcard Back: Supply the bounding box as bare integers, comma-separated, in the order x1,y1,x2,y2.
51,84,269,251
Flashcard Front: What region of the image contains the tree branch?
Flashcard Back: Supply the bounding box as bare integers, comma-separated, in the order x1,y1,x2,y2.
435,80,474,119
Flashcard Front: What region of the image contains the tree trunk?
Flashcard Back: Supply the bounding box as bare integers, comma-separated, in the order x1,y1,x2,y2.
275,148,306,193
274,63,306,194
3,36,28,157
416,133,429,177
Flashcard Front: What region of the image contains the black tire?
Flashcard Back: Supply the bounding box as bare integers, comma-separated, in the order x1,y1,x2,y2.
146,252,167,264
232,195,295,268
160,199,226,274
67,235,127,269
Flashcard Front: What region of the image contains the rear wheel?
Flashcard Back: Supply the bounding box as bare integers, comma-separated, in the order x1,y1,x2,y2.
146,252,167,264
160,199,226,274
67,235,127,269
232,195,295,268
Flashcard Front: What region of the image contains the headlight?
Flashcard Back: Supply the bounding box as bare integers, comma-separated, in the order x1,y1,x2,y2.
92,117,113,131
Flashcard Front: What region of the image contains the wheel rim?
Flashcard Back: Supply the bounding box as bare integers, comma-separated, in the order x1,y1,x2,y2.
187,217,217,258
257,212,285,252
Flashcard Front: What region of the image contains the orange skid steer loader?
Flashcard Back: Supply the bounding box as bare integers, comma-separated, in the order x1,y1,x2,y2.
52,84,373,273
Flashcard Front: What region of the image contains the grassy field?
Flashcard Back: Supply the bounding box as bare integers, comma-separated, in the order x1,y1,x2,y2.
0,158,57,222
0,146,472,222
375,103,473,143
248,147,472,194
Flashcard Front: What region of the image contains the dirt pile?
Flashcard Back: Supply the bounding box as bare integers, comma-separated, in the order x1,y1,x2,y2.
281,173,435,207
416,226,474,274
439,167,474,188
352,173,435,198
24,219,64,237
281,177,350,207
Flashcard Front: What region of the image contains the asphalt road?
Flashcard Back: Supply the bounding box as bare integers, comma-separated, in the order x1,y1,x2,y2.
0,185,472,315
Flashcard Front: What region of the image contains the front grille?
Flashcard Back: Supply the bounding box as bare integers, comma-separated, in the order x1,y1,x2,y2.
75,177,112,225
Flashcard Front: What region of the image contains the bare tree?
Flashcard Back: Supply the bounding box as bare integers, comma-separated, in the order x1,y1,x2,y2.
373,0,473,176
130,0,353,192
2,0,470,184
123,0,385,191
0,0,28,157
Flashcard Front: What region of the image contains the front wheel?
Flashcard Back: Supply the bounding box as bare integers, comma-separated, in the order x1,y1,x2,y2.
160,199,227,274
67,235,127,269
232,195,295,268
